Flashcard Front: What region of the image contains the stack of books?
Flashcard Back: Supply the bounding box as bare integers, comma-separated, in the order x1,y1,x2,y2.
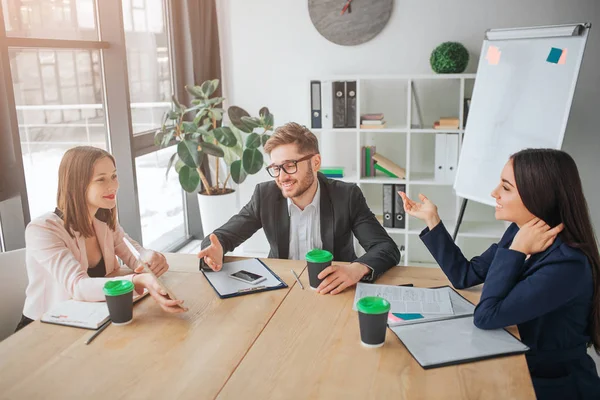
321,167,344,179
360,113,386,129
433,117,459,130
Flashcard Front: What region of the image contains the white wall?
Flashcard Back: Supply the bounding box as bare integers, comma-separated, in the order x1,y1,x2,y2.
218,0,600,254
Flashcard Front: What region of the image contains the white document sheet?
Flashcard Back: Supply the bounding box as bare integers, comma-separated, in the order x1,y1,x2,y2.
353,283,454,315
388,287,476,327
203,259,283,296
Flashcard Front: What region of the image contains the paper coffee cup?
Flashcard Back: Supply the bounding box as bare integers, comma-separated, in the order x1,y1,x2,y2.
103,280,135,325
357,296,391,348
306,249,333,290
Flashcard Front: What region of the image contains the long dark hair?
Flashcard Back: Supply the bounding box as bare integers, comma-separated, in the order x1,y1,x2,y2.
511,148,600,353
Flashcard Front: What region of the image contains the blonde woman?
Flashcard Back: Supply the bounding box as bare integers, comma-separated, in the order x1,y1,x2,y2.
17,146,186,331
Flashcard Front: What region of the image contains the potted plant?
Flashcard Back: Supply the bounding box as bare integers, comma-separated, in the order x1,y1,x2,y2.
154,79,273,235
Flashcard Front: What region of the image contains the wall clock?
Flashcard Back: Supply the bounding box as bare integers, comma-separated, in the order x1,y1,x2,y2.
308,0,393,46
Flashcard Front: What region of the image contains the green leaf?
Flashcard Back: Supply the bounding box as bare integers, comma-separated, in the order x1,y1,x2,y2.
164,129,175,144
264,112,274,129
205,97,223,106
241,116,261,130
228,106,252,133
209,108,223,121
185,85,204,98
221,145,238,166
211,79,220,93
193,109,209,125
199,141,225,157
230,125,244,144
154,130,164,147
172,95,185,110
213,126,237,147
178,165,200,193
201,132,215,142
167,111,180,120
200,121,212,132
259,107,270,118
178,140,199,167
261,134,270,147
175,159,185,173
231,160,247,184
246,132,262,149
182,121,197,133
242,148,263,175
200,80,215,98
165,152,178,179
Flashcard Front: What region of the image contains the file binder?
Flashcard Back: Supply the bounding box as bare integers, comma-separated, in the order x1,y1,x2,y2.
310,80,322,129
321,80,332,129
383,184,394,228
434,133,446,182
393,184,406,229
391,315,529,369
384,285,529,369
445,133,459,184
332,81,346,128
345,81,357,128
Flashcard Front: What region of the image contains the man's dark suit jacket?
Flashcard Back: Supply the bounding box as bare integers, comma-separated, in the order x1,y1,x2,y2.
200,173,400,282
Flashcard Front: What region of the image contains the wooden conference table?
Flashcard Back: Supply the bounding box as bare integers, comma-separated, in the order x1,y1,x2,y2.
0,254,535,399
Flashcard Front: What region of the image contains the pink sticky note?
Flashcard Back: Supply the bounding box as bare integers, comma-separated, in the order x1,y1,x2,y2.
558,48,568,65
388,312,404,323
486,45,501,65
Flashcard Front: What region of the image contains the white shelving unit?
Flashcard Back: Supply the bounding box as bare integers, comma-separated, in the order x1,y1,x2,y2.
312,74,505,267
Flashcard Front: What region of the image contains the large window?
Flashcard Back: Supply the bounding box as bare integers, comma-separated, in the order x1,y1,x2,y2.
123,0,171,134
10,48,107,219
0,0,191,252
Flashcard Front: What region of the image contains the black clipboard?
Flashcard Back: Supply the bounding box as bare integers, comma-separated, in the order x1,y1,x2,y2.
200,258,288,299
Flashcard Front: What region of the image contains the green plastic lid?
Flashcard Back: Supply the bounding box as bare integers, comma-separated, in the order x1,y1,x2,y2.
305,249,333,263
357,296,391,315
103,280,134,296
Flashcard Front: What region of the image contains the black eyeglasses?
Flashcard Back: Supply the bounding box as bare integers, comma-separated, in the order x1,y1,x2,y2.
266,154,316,177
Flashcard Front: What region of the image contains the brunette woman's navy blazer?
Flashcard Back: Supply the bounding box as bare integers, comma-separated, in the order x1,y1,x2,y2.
420,222,600,400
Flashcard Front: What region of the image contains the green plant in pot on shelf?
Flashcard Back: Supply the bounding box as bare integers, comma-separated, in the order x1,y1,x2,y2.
154,79,274,196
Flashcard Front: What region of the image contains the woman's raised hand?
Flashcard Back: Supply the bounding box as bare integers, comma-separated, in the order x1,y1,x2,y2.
398,191,441,230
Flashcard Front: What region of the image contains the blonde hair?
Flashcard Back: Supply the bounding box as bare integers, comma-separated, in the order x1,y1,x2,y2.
57,146,117,238
263,122,319,155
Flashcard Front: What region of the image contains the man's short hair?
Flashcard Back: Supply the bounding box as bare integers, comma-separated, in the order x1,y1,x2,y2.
263,122,319,155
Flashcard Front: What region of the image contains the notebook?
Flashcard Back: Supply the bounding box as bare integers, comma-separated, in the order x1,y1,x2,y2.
201,258,288,299
41,289,149,330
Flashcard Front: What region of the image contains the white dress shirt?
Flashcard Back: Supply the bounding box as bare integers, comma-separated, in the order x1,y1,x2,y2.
288,182,322,260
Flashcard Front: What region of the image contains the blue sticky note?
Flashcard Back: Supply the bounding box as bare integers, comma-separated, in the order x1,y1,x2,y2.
547,47,563,63
393,313,424,321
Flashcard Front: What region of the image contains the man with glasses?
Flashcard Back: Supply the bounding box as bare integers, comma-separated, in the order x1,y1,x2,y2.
198,122,400,294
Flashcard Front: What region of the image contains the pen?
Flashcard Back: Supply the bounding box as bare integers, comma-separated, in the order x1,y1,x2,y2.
290,269,304,290
85,321,111,345
237,285,266,293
